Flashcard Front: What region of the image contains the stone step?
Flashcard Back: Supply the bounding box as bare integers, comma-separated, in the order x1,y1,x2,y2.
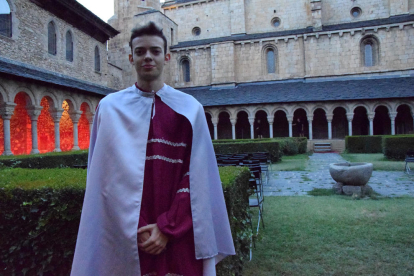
314,143,332,152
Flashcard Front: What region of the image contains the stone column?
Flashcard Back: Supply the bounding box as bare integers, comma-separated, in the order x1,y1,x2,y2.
267,116,274,138
70,111,82,151
389,112,397,135
0,103,17,156
248,117,255,139
326,114,333,140
307,116,313,140
230,118,236,140
287,115,293,137
368,112,375,136
50,109,63,152
212,117,218,140
346,112,354,136
27,106,43,154
86,112,95,134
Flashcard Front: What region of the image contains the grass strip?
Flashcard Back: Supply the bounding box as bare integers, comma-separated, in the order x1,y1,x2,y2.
341,153,405,171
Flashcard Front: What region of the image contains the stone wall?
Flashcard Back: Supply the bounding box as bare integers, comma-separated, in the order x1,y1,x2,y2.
163,0,231,42
322,0,390,26
0,0,115,89
244,0,311,34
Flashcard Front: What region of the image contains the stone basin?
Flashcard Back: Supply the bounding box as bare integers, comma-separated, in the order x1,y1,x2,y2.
329,162,373,186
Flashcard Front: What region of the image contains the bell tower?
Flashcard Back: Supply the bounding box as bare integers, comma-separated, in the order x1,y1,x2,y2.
113,0,161,21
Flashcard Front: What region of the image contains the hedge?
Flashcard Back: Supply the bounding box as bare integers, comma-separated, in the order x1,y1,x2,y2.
213,140,282,162
0,151,88,169
0,167,251,275
213,137,307,156
383,136,414,160
345,136,383,153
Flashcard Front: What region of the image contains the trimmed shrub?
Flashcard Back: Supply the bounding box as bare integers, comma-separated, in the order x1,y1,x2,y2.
214,140,281,162
345,136,383,153
383,136,414,160
0,151,88,169
0,167,251,275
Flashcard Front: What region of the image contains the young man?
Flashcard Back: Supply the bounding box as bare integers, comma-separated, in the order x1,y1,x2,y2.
71,22,235,275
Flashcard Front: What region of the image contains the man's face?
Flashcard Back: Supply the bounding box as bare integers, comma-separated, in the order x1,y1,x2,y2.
129,35,170,83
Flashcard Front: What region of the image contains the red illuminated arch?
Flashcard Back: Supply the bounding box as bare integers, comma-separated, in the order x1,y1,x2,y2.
11,92,32,155
60,100,74,151
78,102,90,149
38,97,55,153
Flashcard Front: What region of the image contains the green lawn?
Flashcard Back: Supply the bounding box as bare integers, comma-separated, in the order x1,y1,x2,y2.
341,153,405,171
270,154,309,171
244,196,414,275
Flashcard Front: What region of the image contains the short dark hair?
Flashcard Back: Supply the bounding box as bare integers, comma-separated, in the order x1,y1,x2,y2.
129,22,168,55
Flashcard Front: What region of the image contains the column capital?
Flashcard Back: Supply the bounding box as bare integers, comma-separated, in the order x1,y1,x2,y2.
267,116,274,124
230,119,237,125
368,112,375,121
85,111,95,124
26,106,43,121
286,115,294,122
69,110,82,123
326,113,333,122
307,116,313,122
389,112,397,120
50,108,64,122
0,102,17,120
346,112,354,121
211,118,219,125
248,117,255,125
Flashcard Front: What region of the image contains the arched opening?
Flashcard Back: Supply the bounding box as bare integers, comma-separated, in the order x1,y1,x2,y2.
293,109,308,138
313,108,328,139
254,110,269,138
332,107,348,139
266,49,275,74
361,36,379,67
236,111,250,139
48,21,57,55
181,59,190,82
218,112,232,139
396,104,413,134
352,106,369,135
205,113,214,139
79,103,90,150
60,100,74,151
0,0,12,37
11,92,32,155
94,46,100,72
38,97,55,153
373,105,391,135
66,31,73,62
273,110,289,137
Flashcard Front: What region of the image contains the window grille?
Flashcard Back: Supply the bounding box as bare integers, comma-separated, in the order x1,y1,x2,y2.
182,59,190,82
48,21,57,55
66,31,73,62
266,49,276,73
95,46,100,72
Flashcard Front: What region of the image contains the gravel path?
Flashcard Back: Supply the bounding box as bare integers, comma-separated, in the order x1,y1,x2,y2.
264,153,414,197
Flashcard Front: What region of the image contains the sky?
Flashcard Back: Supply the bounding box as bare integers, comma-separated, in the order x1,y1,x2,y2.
77,0,115,22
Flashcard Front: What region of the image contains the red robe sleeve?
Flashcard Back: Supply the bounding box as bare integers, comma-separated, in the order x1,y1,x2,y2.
156,174,192,240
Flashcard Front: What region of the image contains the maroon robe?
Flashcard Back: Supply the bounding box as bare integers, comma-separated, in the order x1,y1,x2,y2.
138,88,203,276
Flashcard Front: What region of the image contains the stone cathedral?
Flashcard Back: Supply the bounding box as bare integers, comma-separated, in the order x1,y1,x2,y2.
1,0,414,155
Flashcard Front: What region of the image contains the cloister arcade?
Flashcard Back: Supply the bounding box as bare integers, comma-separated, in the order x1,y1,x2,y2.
204,100,414,140
0,81,99,156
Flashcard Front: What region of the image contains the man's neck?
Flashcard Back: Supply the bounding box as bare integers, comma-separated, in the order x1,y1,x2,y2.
136,80,164,93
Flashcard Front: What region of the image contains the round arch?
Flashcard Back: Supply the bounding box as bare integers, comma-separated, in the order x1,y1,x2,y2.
11,87,35,106
217,111,232,139
332,106,348,138
235,110,250,139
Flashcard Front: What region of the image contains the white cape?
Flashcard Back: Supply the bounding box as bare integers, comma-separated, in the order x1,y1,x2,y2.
71,84,235,275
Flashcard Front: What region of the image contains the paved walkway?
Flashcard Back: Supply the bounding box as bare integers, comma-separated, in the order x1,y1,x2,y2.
264,153,414,197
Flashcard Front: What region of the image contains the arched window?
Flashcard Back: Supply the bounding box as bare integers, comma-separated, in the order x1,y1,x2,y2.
48,21,57,55
94,46,100,72
266,49,276,73
181,59,190,82
361,36,379,67
0,0,12,37
66,31,73,62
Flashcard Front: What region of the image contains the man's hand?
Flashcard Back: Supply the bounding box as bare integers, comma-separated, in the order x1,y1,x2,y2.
137,224,169,255
138,231,150,244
